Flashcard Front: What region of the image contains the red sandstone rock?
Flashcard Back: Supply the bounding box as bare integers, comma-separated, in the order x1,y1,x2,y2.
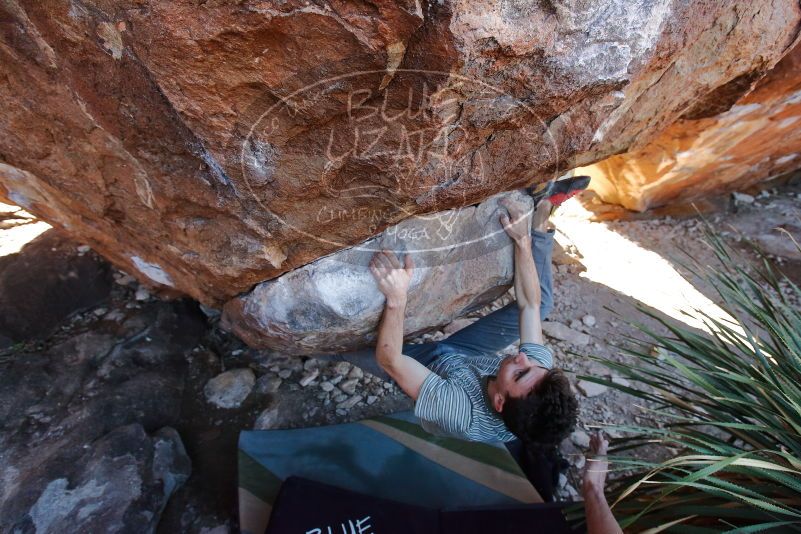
583,43,801,211
1,1,800,310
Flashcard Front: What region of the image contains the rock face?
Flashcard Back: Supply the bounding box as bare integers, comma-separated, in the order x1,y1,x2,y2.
582,43,801,211
204,368,256,409
222,191,527,354
0,230,112,344
1,1,800,311
19,424,190,534
0,300,206,532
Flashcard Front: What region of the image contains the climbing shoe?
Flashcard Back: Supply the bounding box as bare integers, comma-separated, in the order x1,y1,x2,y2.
527,175,591,208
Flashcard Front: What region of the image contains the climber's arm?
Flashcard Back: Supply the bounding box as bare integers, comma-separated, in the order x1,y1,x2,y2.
374,296,431,400
370,250,431,400
501,201,544,345
513,237,544,344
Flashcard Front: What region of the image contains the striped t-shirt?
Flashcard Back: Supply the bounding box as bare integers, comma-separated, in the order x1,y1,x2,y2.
414,343,553,442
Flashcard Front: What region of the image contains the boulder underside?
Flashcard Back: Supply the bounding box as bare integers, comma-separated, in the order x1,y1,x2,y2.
2,1,801,351
583,43,801,211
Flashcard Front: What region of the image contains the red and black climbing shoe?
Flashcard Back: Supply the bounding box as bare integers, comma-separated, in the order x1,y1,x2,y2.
527,175,591,208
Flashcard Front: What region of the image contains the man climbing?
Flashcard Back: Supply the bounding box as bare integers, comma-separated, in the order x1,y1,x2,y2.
332,176,590,446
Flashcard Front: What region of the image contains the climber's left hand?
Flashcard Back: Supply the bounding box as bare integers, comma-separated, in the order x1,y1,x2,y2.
500,198,531,244
369,249,414,305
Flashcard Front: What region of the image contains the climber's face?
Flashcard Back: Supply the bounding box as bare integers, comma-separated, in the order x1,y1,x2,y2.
492,351,548,411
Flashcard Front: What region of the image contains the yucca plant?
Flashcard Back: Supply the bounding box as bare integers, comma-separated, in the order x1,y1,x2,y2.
579,231,801,532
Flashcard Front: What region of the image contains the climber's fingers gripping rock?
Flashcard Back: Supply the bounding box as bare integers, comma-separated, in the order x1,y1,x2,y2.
499,198,531,244
369,249,414,304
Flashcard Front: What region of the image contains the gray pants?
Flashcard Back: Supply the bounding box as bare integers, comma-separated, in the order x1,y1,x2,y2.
322,230,555,380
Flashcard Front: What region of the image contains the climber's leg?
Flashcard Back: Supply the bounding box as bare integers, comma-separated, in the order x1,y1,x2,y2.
441,228,554,357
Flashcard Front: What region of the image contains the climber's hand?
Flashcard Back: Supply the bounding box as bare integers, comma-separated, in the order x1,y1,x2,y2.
584,432,610,494
369,249,414,305
500,199,531,244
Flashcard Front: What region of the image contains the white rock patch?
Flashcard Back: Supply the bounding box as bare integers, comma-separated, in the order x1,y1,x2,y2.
130,256,174,287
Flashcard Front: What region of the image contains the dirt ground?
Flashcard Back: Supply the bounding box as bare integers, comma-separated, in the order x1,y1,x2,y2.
2,177,800,530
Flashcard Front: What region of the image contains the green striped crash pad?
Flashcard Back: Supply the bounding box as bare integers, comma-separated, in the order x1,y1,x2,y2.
238,412,542,534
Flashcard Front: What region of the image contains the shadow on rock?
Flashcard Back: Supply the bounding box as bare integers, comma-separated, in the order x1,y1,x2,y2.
0,229,112,346
0,299,206,532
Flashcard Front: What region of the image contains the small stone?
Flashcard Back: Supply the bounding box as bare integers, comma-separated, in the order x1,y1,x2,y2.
336,409,346,416
255,375,282,394
204,368,256,409
366,395,378,405
347,366,364,380
329,375,344,386
199,304,220,319
577,380,608,398
570,430,591,448
104,309,125,322
231,349,244,356
383,382,392,390
582,314,596,327
575,455,586,469
754,232,801,260
277,369,292,379
254,408,279,430
542,321,590,346
337,395,363,410
93,307,108,317
333,393,348,403
299,368,319,387
566,483,580,499
320,381,335,392
339,378,359,395
612,376,631,388
558,473,568,489
76,244,90,254
115,274,135,286
334,362,351,376
569,319,581,330
732,192,755,204
134,286,150,301
304,359,319,371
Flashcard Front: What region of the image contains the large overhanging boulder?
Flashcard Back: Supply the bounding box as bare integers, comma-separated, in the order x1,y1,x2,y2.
1,1,800,326
222,191,529,354
581,43,801,211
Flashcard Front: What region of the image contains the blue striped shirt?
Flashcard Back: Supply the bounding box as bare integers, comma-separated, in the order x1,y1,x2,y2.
414,343,553,442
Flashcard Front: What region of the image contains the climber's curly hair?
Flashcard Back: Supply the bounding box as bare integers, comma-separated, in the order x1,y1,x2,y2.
501,368,578,447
